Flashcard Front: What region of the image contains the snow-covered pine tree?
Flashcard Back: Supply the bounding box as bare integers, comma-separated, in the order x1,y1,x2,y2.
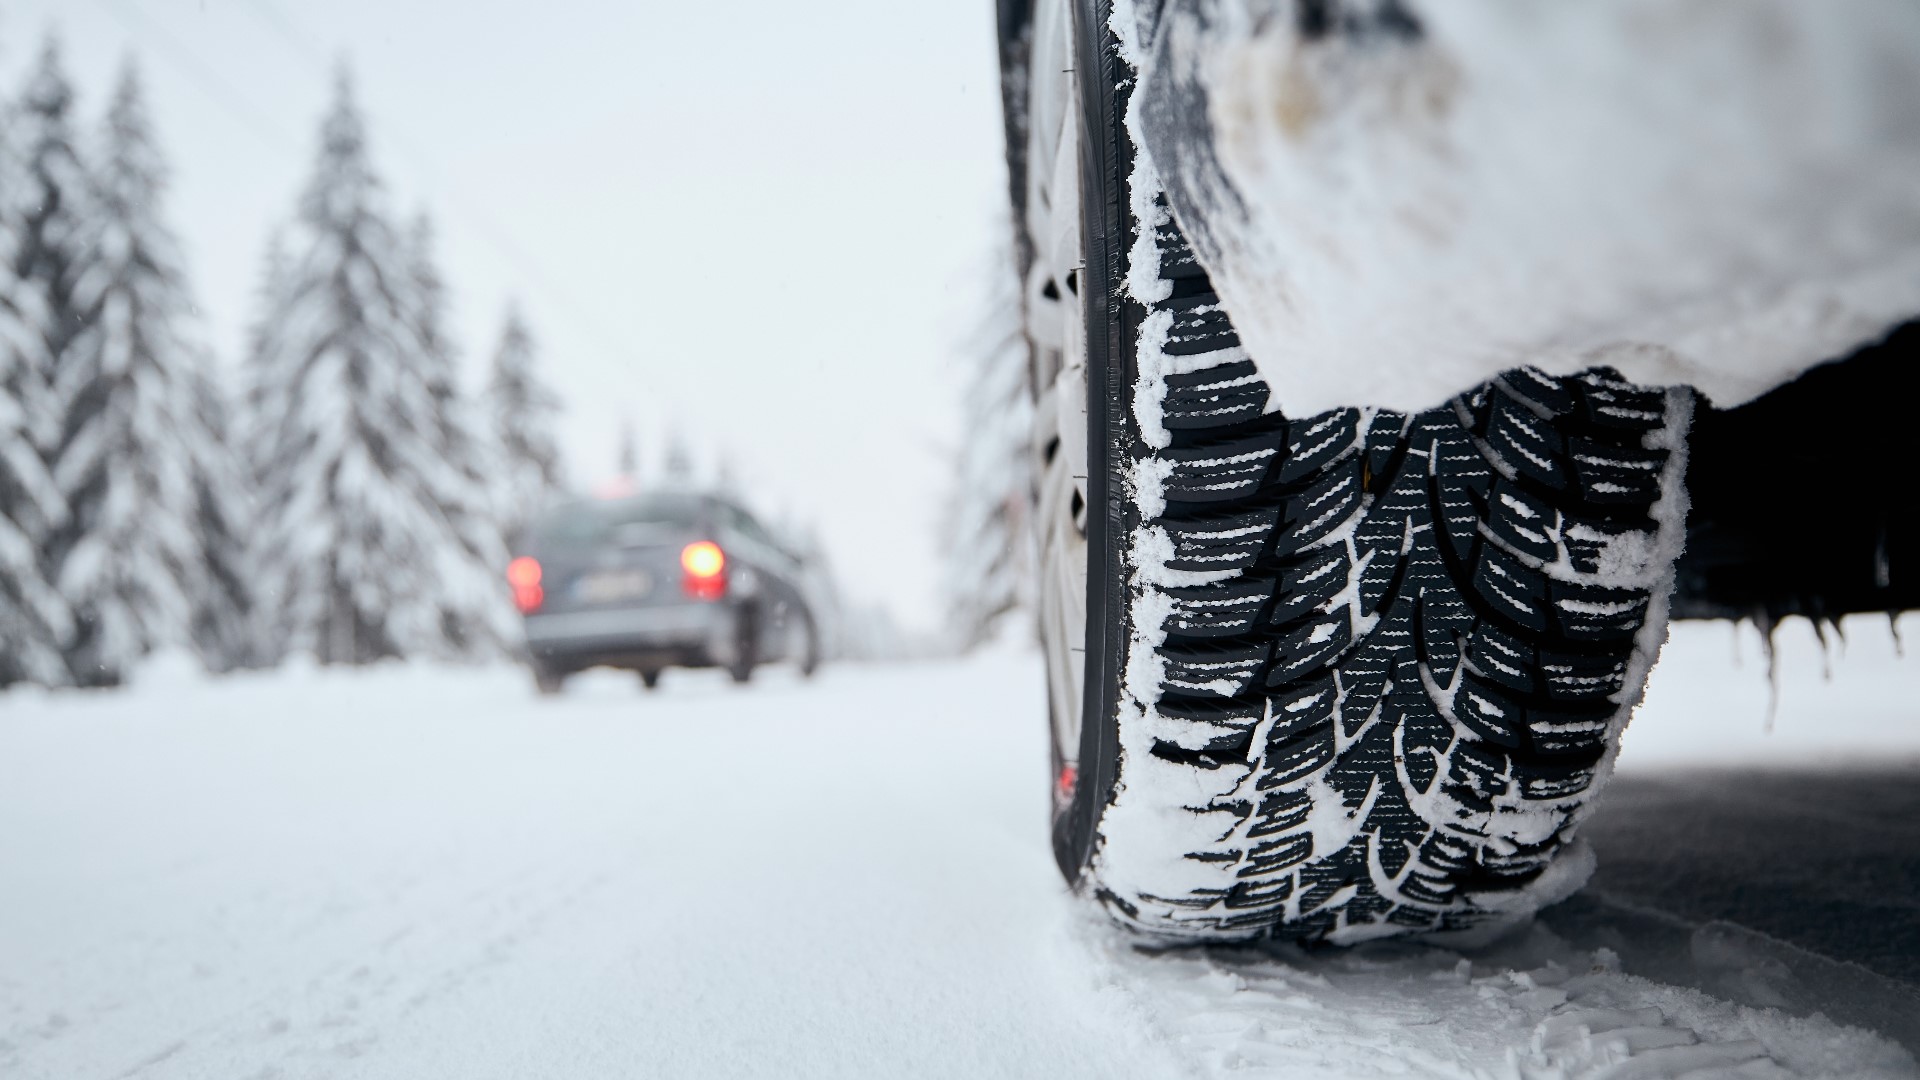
403,211,512,656
245,72,512,666
0,42,72,687
942,256,1033,650
226,234,297,664
484,302,565,541
11,39,87,459
183,362,254,672
53,62,221,685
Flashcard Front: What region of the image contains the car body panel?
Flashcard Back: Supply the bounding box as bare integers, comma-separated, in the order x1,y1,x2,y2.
525,604,730,652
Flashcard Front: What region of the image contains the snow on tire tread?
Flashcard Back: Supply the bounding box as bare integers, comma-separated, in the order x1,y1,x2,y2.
1090,158,1693,945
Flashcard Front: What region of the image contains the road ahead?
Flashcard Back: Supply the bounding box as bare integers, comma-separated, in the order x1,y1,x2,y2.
2,619,1916,1079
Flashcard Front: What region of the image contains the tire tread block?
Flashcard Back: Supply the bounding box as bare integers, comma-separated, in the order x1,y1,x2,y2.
1163,433,1282,504
1161,294,1241,356
1160,639,1272,699
1487,386,1571,489
1165,576,1273,638
1574,368,1669,431
1270,460,1365,557
1569,435,1669,505
1265,547,1351,631
1159,693,1265,733
1161,504,1282,573
1162,360,1268,431
1276,410,1362,486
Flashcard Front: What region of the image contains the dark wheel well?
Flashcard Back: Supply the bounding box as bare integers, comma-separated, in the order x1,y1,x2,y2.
1675,319,1920,625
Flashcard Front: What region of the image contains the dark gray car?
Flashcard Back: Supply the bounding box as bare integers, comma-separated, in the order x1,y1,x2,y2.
508,492,820,693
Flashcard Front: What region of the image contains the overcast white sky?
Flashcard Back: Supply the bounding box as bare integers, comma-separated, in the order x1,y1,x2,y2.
3,0,1009,633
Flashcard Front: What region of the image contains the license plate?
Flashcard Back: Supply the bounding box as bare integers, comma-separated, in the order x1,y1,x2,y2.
574,570,653,603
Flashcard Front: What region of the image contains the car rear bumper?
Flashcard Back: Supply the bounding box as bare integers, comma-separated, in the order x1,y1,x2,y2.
523,603,734,669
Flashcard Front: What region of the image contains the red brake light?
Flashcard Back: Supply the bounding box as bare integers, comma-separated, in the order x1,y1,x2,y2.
507,556,544,613
681,541,725,578
681,541,726,599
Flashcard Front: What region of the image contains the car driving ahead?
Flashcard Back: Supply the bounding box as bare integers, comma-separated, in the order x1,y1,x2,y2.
507,491,821,694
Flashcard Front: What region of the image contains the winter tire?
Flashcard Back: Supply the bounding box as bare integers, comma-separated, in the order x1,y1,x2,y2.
639,668,662,691
1021,0,1692,942
532,660,567,696
728,607,758,685
798,614,821,678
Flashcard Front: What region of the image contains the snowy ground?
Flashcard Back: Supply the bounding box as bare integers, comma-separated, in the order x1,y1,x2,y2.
2,617,1917,1079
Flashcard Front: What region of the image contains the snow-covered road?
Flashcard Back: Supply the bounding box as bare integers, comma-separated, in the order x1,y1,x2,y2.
3,620,1917,1079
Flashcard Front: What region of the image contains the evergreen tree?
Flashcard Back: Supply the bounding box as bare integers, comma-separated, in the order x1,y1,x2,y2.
12,39,87,465
184,363,254,671
228,234,295,663
484,302,564,540
0,43,72,687
53,62,220,684
245,71,512,666
404,212,509,655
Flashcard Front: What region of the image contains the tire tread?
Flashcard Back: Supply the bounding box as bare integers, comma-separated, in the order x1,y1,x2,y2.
1105,205,1686,941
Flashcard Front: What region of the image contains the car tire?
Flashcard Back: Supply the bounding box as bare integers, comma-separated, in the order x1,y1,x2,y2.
729,606,758,685
798,611,821,678
532,660,567,697
1024,0,1694,942
639,668,661,691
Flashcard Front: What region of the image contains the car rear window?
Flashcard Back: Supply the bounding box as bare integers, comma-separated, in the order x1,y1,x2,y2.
533,495,706,547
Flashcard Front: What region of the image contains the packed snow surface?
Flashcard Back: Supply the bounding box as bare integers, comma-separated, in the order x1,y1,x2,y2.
2,619,1918,1078
1124,0,1920,415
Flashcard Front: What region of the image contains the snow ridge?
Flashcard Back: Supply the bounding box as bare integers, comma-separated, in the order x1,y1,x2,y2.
1079,910,1916,1080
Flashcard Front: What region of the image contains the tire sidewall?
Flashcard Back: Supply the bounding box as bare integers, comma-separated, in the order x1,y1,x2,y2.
1054,0,1139,885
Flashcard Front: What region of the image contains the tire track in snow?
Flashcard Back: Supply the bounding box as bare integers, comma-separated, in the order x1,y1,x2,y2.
93,858,620,1079
1076,910,1918,1079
